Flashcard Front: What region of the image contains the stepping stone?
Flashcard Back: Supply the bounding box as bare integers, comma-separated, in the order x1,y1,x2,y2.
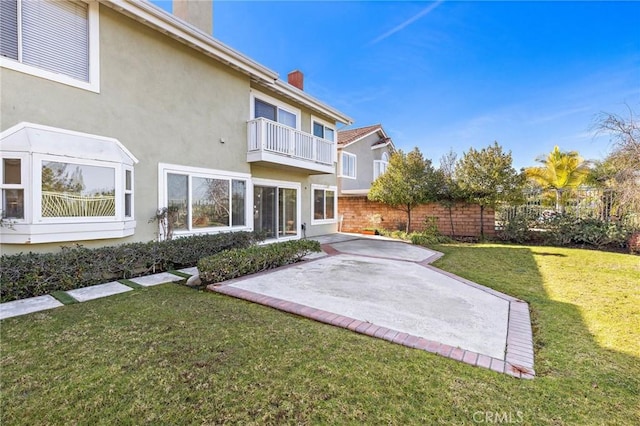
129,272,184,287
177,267,198,276
66,281,132,302
0,295,64,320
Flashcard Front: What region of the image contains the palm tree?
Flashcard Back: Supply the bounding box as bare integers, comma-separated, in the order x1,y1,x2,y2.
524,146,591,213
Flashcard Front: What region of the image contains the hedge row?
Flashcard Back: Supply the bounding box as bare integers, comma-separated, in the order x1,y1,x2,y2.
198,239,321,285
498,212,639,250
0,232,261,302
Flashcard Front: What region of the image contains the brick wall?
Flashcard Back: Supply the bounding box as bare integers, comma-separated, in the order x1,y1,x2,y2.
338,196,495,237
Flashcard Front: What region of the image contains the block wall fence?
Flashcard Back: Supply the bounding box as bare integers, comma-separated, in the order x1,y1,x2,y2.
338,196,496,238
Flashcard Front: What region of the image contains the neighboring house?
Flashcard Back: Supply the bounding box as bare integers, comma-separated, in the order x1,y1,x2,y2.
337,124,395,196
0,0,352,254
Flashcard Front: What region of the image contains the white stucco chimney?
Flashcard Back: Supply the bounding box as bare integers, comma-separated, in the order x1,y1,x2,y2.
173,0,213,35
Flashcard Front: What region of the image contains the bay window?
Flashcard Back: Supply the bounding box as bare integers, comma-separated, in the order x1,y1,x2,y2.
0,122,138,244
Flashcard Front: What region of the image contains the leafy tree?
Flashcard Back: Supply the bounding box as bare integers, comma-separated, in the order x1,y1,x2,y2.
437,150,468,237
455,142,524,239
524,145,591,213
592,106,640,218
368,147,441,233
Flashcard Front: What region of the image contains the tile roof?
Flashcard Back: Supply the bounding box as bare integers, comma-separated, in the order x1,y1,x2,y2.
337,124,382,146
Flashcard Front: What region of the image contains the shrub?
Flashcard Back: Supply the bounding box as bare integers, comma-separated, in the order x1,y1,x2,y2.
198,239,321,285
0,232,261,303
532,214,635,249
379,218,452,246
497,211,534,243
537,214,576,246
629,232,640,254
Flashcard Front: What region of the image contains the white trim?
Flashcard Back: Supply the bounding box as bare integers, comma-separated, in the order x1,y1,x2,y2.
311,184,338,225
0,122,138,165
340,127,388,149
0,0,100,93
340,189,370,195
338,151,357,179
158,163,251,181
249,89,302,130
371,141,393,150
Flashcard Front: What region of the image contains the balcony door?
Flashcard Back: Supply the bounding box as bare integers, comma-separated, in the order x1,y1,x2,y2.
253,183,299,240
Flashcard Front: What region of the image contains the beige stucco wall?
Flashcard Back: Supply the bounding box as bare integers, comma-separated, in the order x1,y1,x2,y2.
0,4,338,254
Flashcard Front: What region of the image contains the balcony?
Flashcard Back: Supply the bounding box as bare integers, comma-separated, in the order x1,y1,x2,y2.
247,117,335,174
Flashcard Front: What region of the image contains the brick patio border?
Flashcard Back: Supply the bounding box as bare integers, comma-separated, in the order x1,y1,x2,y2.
209,241,536,379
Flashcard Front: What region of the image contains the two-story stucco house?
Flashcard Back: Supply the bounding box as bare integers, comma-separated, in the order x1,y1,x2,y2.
337,124,395,196
0,0,352,254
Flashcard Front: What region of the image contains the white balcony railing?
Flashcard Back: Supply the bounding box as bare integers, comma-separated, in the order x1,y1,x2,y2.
248,118,334,166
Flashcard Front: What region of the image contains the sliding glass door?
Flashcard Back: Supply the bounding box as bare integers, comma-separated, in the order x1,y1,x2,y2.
254,185,298,239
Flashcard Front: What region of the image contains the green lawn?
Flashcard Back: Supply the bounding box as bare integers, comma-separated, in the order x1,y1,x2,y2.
1,244,638,424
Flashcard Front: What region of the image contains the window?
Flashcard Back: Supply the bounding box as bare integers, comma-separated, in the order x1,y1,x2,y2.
0,122,138,244
41,160,115,218
124,169,133,218
0,0,99,92
1,158,25,219
253,97,299,129
312,121,335,142
312,185,337,224
339,152,356,179
160,164,250,236
374,152,390,180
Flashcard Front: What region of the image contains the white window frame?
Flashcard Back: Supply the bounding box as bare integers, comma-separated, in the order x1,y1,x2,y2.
0,152,29,222
339,151,357,179
311,184,338,225
310,115,336,142
158,163,252,238
250,89,301,130
0,123,137,244
34,154,125,224
373,152,390,180
124,168,134,219
0,0,100,93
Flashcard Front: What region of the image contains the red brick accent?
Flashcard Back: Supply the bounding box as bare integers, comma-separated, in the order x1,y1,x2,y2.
338,196,495,237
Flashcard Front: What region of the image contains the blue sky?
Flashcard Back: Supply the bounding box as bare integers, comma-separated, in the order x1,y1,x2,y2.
154,1,639,169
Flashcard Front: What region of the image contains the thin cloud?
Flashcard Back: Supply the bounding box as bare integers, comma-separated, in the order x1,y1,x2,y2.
369,1,444,45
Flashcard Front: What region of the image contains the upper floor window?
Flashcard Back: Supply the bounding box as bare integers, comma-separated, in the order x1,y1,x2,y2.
339,152,356,179
374,151,390,180
312,121,335,142
251,91,300,129
0,0,99,92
